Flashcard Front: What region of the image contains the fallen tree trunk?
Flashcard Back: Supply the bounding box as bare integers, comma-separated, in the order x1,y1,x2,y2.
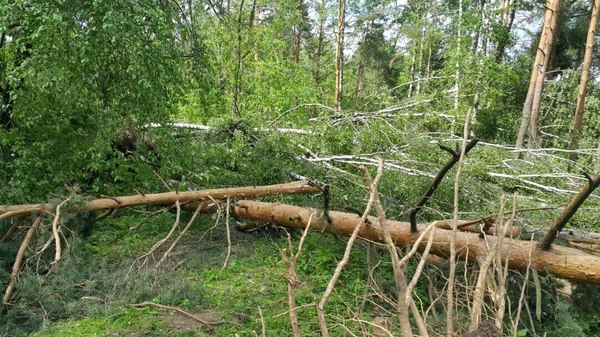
523,225,600,245
233,200,600,284
433,219,523,237
0,181,320,221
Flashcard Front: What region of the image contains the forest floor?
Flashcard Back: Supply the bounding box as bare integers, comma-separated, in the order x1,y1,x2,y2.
28,208,372,337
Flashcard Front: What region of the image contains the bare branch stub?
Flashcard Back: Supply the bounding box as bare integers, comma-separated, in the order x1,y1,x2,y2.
538,173,600,251
409,137,479,232
341,196,371,225
296,175,332,224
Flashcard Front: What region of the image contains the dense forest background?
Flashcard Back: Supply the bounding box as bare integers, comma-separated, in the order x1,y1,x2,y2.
1,0,600,336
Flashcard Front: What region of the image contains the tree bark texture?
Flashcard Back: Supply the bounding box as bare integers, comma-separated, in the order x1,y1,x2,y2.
0,181,320,221
568,0,600,162
525,0,561,154
538,174,600,250
233,200,600,284
333,0,346,112
515,0,559,153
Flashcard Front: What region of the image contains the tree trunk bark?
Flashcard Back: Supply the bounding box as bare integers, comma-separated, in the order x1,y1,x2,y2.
568,0,599,162
515,0,559,155
0,181,320,221
494,0,517,62
333,0,346,112
525,0,561,157
293,0,303,63
233,200,600,284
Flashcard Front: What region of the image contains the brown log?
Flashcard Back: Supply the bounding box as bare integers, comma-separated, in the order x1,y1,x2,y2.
433,219,522,237
233,200,600,284
523,225,600,245
0,181,320,221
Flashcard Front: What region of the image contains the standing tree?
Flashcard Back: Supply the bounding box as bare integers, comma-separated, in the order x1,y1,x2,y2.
568,0,599,162
333,0,346,112
493,0,518,62
293,0,308,63
515,0,561,156
526,0,561,156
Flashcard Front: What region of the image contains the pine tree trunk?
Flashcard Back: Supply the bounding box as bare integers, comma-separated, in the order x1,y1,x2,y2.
568,0,599,162
525,0,560,157
494,0,517,62
293,0,303,63
515,0,559,156
334,0,346,112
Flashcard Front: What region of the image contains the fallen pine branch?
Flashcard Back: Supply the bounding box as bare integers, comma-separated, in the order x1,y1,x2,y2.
2,216,43,307
232,200,600,284
0,180,320,222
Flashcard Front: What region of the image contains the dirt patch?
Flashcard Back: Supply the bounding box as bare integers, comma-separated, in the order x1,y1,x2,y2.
157,308,222,334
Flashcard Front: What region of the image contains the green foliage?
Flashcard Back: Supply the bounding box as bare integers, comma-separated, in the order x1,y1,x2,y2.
546,300,588,337
0,0,188,202
2,0,600,335
30,307,172,337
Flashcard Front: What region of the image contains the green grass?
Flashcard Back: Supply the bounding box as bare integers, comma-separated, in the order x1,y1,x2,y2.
31,307,173,337
21,209,375,337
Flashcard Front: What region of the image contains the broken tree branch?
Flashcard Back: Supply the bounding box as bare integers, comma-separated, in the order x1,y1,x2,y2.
282,213,315,337
538,173,600,250
131,301,223,325
157,201,205,267
409,138,479,232
51,199,70,263
3,216,43,306
317,163,383,337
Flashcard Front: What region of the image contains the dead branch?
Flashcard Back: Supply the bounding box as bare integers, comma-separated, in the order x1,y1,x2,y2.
3,216,43,306
258,306,267,337
0,180,320,222
511,236,535,336
539,173,600,250
1,215,25,242
134,201,182,266
221,198,232,270
494,195,517,330
281,214,315,337
447,109,475,337
469,196,506,331
409,138,479,232
432,218,522,237
131,301,223,325
368,159,413,337
157,201,205,267
523,225,600,245
50,199,70,263
317,163,383,337
129,206,171,232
